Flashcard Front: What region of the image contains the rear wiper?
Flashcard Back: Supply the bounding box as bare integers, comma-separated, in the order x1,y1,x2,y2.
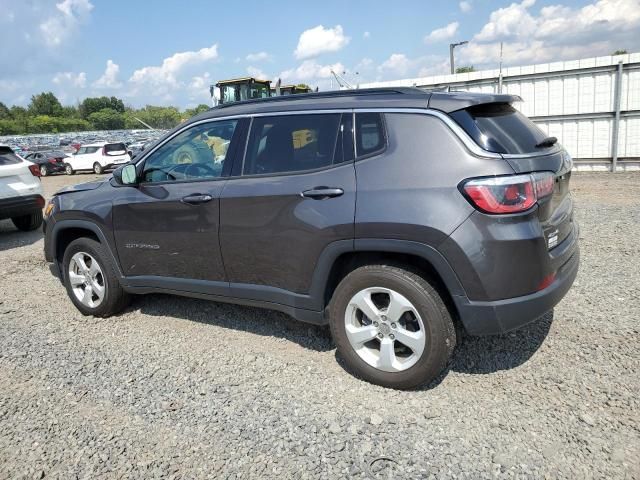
535,136,558,148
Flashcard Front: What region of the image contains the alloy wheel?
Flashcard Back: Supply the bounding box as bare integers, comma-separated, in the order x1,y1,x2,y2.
344,287,426,372
68,252,106,308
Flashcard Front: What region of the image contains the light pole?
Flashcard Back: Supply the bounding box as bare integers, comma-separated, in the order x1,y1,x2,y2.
449,40,469,74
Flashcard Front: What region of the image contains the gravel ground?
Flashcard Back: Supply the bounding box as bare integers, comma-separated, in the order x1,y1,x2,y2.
0,172,638,479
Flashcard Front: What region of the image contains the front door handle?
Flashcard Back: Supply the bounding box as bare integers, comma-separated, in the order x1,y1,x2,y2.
301,187,344,200
181,193,213,205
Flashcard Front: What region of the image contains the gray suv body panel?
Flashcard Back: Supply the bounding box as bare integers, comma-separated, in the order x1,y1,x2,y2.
44,88,579,335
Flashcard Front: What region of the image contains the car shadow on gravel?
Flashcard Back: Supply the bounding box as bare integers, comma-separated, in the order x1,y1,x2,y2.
422,311,555,389
0,219,43,252
134,294,335,352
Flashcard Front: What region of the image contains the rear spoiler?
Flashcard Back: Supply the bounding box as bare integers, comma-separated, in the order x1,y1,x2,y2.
428,92,522,113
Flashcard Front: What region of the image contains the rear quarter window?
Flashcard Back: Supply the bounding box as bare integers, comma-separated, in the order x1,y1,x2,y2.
449,103,549,154
355,113,385,157
0,147,22,166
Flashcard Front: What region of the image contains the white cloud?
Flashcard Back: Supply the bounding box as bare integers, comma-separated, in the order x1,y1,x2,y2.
363,31,371,39
39,0,94,47
129,44,219,92
247,66,268,79
188,72,212,102
246,51,271,62
293,25,350,60
462,0,640,67
460,1,472,12
280,60,345,89
378,54,413,76
93,60,122,89
424,22,459,43
374,53,449,81
52,71,86,88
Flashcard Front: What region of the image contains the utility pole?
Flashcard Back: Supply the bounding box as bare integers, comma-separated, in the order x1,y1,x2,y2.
498,41,504,93
449,40,469,74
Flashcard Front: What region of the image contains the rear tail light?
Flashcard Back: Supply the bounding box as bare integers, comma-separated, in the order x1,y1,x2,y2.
460,172,554,214
28,164,41,177
49,159,58,164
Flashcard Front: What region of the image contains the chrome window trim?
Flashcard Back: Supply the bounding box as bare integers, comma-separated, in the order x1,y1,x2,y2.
135,106,560,167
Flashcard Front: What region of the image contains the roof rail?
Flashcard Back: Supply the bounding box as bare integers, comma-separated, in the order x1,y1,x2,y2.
212,87,428,110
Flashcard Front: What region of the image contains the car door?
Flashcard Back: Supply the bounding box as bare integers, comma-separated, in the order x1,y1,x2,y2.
71,147,87,169
112,118,245,292
220,112,356,306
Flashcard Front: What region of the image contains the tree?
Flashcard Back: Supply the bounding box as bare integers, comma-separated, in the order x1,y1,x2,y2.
296,83,312,90
79,96,125,119
132,105,181,129
88,108,125,130
184,104,210,118
0,102,11,120
28,92,63,116
455,66,475,74
612,49,628,55
60,105,80,118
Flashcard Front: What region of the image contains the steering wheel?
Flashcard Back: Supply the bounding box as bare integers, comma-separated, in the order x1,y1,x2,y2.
165,162,218,179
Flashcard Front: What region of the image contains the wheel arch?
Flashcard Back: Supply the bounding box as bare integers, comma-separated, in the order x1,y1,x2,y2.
315,239,468,322
49,220,123,280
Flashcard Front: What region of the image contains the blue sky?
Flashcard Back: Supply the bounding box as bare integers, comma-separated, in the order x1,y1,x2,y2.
1,0,639,109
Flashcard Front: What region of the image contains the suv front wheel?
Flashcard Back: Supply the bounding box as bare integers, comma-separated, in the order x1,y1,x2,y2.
62,237,130,317
329,265,456,389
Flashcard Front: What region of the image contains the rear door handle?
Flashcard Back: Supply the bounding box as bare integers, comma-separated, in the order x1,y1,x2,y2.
301,187,344,200
181,193,213,205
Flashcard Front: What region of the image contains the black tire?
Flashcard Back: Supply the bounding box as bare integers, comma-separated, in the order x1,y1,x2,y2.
93,162,104,174
11,210,43,231
62,237,130,317
329,264,456,390
39,164,49,176
65,164,75,175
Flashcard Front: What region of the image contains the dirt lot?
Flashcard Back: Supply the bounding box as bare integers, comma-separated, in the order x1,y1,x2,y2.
0,172,638,479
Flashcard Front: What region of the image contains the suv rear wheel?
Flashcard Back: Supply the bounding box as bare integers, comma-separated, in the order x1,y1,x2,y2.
62,237,130,317
329,265,456,389
65,164,75,175
39,164,49,176
93,162,103,174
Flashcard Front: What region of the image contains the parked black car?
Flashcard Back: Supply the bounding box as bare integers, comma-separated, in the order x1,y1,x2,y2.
23,150,68,176
43,88,579,389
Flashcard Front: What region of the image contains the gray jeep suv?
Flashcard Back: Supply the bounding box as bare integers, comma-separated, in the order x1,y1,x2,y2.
43,88,579,389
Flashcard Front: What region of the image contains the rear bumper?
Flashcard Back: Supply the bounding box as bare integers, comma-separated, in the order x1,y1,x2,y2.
0,194,45,221
455,246,580,335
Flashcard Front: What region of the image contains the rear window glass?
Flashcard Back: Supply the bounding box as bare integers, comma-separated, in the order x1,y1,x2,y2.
449,103,549,154
104,143,126,154
243,114,341,175
0,147,22,166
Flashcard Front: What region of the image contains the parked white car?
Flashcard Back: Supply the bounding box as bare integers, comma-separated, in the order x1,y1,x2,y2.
65,142,129,175
0,145,45,231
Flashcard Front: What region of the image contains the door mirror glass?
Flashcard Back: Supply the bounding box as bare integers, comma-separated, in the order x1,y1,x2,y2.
121,164,138,185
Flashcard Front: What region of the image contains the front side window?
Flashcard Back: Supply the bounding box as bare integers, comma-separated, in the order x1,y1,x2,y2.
142,120,238,183
355,113,385,157
243,114,341,175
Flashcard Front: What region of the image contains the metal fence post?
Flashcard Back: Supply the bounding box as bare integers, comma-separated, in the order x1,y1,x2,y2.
611,60,624,172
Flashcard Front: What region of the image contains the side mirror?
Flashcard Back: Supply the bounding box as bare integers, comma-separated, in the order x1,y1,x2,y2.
113,164,138,186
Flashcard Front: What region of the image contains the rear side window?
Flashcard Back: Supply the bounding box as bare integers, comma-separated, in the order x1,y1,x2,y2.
0,147,22,166
243,114,342,175
355,113,385,157
449,103,549,154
